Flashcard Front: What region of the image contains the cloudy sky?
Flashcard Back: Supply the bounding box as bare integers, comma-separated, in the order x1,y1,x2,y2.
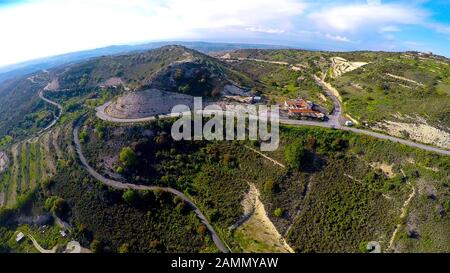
0,0,449,67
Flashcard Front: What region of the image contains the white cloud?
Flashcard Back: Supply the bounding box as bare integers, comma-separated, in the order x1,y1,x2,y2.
379,25,401,33
383,34,396,41
0,0,305,67
366,0,381,6
324,33,351,42
246,27,285,34
404,41,424,47
309,4,425,32
425,22,450,35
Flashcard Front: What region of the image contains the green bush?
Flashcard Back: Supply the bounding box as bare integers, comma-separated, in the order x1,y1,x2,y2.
284,140,306,171
274,208,283,217
51,198,69,218
122,189,137,204
116,167,125,175
119,147,137,168
0,135,12,149
264,180,279,195
79,130,88,144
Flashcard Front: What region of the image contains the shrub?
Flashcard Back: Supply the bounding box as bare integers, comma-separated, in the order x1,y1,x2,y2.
51,198,69,218
44,196,59,211
90,239,103,253
284,140,306,171
79,129,88,144
179,84,191,93
197,224,207,236
264,180,279,195
119,147,137,168
118,243,130,253
116,167,125,175
122,189,137,204
274,208,283,217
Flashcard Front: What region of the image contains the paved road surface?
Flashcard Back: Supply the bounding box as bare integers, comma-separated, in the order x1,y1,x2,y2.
218,57,450,155
37,89,63,136
36,87,229,253
96,101,450,156
73,118,229,253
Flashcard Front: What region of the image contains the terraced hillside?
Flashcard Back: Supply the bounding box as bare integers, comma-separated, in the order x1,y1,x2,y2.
330,53,450,148
0,45,449,253
0,125,69,208
222,49,450,148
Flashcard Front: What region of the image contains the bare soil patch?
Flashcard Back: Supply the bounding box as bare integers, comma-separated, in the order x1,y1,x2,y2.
370,162,395,178
101,77,124,87
330,57,367,78
44,78,60,91
373,120,450,149
236,183,294,253
0,151,9,174
105,89,195,119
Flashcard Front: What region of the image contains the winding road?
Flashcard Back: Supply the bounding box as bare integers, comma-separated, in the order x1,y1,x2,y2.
35,84,229,253
37,89,63,136
96,99,450,156
72,117,229,253
221,57,450,155
36,64,449,254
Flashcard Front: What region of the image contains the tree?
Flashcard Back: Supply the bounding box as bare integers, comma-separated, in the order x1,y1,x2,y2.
149,239,163,251
116,166,125,175
274,208,283,217
44,196,59,211
264,180,279,195
118,243,130,253
94,124,106,139
155,132,169,145
79,130,88,144
284,140,306,171
197,224,207,236
119,147,137,168
306,136,317,149
90,239,103,253
443,201,450,213
122,189,137,204
174,68,184,81
51,198,69,218
330,138,348,151
179,84,191,93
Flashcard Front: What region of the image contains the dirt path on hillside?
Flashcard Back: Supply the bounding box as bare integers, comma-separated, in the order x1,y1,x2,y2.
27,234,58,253
387,185,417,251
243,145,285,168
0,151,9,174
385,73,424,87
234,183,294,253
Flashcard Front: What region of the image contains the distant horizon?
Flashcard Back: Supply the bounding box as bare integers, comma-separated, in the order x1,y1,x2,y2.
1,0,449,68
1,39,448,72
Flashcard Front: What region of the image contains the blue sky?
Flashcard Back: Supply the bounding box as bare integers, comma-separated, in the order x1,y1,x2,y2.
0,0,449,67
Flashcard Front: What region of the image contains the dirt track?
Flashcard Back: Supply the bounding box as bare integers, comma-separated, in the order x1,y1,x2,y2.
73,117,229,253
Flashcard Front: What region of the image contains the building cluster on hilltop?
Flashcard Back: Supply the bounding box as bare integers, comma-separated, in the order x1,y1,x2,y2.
284,99,326,120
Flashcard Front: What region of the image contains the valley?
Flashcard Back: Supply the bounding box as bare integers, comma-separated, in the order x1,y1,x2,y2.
0,45,449,253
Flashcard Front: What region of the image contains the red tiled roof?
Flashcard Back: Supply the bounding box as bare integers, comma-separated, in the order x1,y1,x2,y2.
288,108,324,118
285,99,309,108
288,109,317,113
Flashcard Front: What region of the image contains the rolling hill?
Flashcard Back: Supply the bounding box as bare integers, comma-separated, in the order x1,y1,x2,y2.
0,44,449,253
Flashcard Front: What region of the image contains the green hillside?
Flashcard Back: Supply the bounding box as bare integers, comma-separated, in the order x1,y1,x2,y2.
0,46,449,253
